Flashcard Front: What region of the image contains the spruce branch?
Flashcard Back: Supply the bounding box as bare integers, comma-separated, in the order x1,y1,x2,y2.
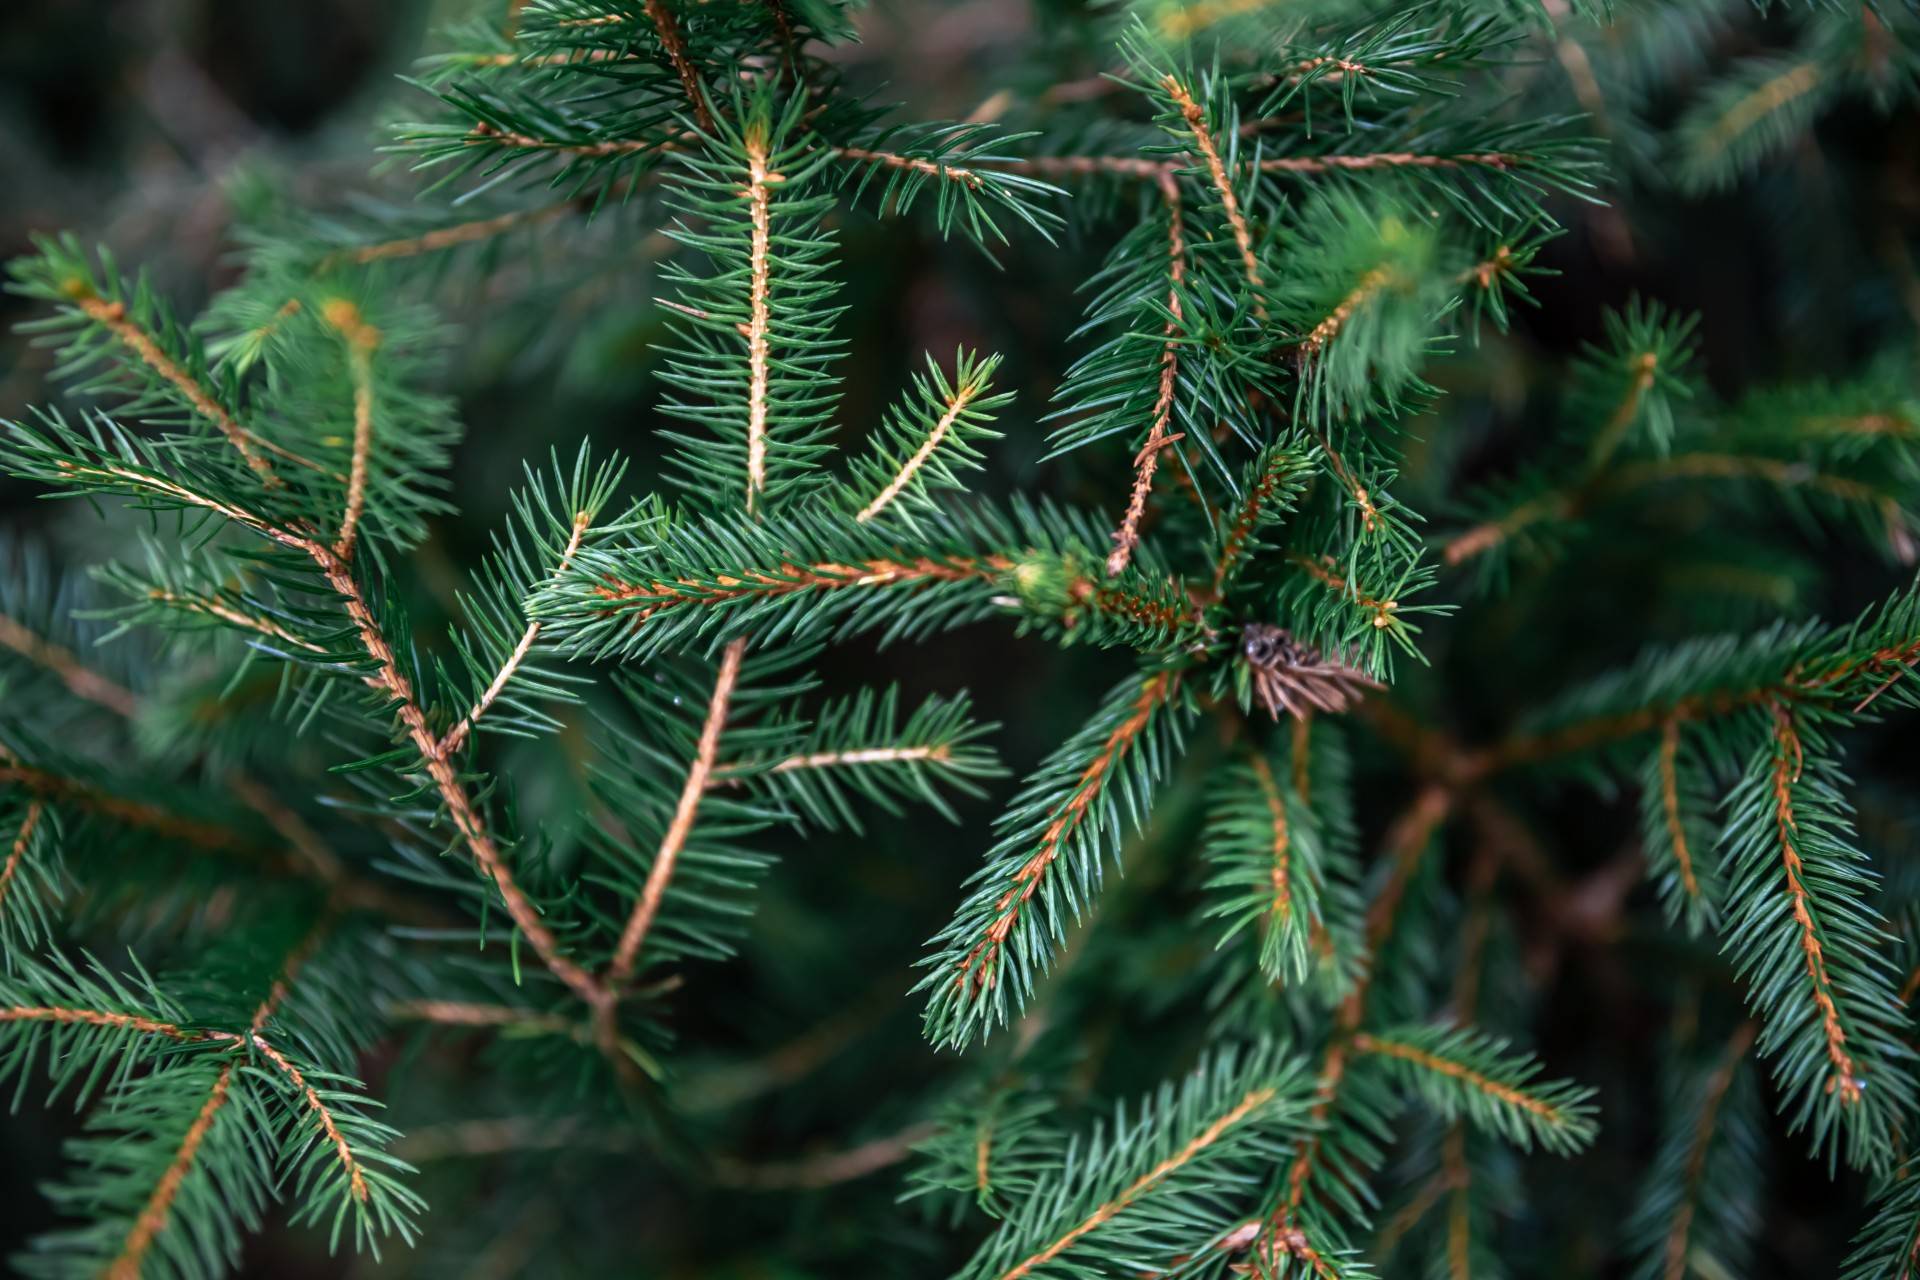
1158,71,1263,302
1210,447,1310,593
1641,718,1719,935
0,758,275,863
1351,1025,1599,1155
716,686,1003,831
833,127,1065,247
743,129,776,513
1202,744,1331,986
655,87,844,511
606,636,745,988
0,609,137,716
104,1060,242,1280
848,349,1010,530
24,259,280,485
640,0,714,132
919,668,1192,1048
308,539,603,1007
1276,784,1453,1230
1105,170,1187,577
0,799,50,946
438,502,593,758
1675,55,1829,193
954,1042,1315,1280
337,198,583,266
319,300,381,561
6,301,616,1002
1625,1021,1763,1280
1665,700,1912,1175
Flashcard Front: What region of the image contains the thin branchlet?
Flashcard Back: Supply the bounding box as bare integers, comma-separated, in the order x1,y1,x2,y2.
608,637,745,987
1106,171,1186,576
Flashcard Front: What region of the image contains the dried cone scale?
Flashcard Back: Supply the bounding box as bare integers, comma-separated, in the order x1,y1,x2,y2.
1240,622,1381,720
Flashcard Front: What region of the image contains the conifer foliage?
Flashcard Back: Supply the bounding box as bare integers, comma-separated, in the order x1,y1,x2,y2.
4,0,1920,1275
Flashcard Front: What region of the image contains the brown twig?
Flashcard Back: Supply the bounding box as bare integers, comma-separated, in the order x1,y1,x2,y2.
107,915,332,1278
994,1085,1278,1279
716,743,953,782
1162,76,1264,299
1286,552,1397,629
386,999,580,1038
62,283,279,485
593,554,1013,620
953,671,1177,998
857,367,985,524
107,1061,237,1280
0,761,272,859
0,611,138,716
709,1122,939,1190
1299,266,1394,358
467,121,664,157
1249,752,1292,925
1352,1032,1576,1125
1303,424,1380,532
309,543,601,1007
250,1033,369,1202
320,300,382,562
0,800,45,919
1769,705,1863,1105
1280,785,1452,1219
146,589,329,654
836,146,986,192
1697,63,1823,163
744,130,777,514
642,0,714,133
0,1003,196,1038
1107,170,1188,576
1662,1021,1759,1280
607,638,745,988
344,201,581,266
439,511,594,757
1658,719,1703,908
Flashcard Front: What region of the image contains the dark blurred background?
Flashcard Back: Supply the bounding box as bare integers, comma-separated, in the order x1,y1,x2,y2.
5,1,1920,1276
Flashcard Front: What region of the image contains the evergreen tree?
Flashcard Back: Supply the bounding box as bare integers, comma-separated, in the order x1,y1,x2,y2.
3,0,1920,1275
